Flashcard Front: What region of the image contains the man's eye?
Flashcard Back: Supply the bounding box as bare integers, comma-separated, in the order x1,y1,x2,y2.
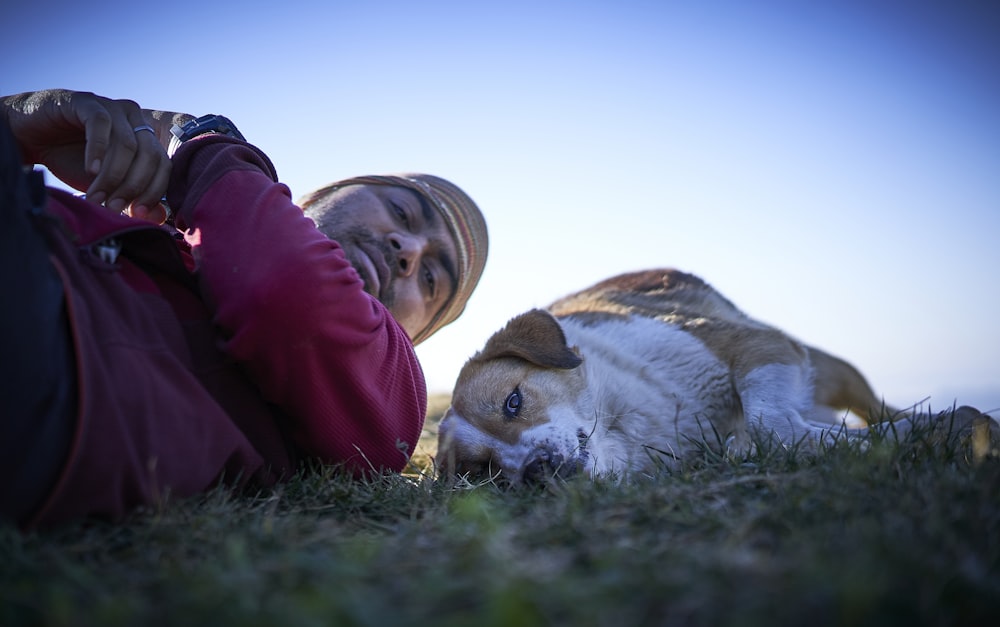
423,265,436,296
391,202,409,226
503,387,522,420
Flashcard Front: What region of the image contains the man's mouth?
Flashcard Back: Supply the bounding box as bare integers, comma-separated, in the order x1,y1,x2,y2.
355,242,390,301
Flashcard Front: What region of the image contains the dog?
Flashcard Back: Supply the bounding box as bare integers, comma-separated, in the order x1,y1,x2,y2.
436,268,973,484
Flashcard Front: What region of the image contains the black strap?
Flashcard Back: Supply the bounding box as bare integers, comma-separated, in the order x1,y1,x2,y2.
0,118,76,526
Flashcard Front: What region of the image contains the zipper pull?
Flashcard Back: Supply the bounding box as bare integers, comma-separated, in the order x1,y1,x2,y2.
95,237,122,264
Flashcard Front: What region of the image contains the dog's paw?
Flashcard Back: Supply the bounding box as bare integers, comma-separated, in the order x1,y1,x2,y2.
744,406,826,446
725,431,755,460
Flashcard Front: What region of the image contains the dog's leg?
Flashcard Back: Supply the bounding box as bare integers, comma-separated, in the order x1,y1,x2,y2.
736,361,831,448
806,345,899,424
694,325,830,449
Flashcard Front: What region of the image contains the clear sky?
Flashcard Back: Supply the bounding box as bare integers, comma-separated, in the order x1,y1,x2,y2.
4,0,998,413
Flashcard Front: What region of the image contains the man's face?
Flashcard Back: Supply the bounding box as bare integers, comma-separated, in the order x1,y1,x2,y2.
309,184,458,338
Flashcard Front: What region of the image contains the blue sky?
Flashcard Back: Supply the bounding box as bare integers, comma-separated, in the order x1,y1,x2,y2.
4,0,998,412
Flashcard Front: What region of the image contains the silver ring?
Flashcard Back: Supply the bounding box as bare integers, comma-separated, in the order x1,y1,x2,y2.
133,124,156,135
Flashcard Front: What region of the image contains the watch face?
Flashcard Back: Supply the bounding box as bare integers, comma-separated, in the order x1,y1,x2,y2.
174,115,246,143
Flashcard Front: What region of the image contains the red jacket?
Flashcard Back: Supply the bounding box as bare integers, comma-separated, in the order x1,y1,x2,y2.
28,135,426,528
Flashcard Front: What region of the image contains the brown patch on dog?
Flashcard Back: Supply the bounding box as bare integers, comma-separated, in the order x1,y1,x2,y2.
551,268,890,423
552,269,805,379
472,309,582,370
806,345,895,423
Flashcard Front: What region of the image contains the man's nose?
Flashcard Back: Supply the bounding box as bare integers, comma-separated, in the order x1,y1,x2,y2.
388,232,424,276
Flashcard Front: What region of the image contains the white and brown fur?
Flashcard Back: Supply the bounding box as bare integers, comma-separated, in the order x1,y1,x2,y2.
437,269,983,484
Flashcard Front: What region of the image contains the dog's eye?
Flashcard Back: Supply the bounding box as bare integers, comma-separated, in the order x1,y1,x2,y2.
503,387,522,420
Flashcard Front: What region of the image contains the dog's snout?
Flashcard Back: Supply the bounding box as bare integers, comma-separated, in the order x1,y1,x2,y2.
523,449,577,483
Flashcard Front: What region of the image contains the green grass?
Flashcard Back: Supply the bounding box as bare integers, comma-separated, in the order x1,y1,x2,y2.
3,399,999,627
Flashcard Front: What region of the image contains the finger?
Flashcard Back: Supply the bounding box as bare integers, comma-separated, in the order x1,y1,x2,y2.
84,99,142,203
130,145,172,216
121,147,172,220
128,201,169,225
105,128,170,214
74,93,115,179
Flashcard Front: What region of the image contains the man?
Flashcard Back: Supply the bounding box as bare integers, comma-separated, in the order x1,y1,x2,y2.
0,90,487,529
297,174,485,345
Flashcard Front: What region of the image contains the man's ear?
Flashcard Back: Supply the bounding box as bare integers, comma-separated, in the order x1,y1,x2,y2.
474,309,582,369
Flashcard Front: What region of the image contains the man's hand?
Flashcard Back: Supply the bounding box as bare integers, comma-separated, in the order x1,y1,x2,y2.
2,89,171,223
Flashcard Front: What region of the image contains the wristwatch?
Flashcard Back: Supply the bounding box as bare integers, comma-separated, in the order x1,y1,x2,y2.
167,114,246,157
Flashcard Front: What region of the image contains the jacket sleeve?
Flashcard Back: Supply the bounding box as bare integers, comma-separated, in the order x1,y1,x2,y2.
166,135,426,474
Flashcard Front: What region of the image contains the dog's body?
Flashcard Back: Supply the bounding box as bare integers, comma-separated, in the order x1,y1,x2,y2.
437,269,904,483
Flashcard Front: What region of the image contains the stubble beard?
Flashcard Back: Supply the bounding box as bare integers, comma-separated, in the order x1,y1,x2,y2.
334,225,398,311
305,204,400,310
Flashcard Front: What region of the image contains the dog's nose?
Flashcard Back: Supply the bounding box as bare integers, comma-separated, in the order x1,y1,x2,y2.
523,450,576,483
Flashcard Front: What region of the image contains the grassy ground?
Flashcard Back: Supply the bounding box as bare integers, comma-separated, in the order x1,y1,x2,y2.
3,398,999,627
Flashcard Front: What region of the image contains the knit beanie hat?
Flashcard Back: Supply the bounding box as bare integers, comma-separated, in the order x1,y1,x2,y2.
300,173,488,345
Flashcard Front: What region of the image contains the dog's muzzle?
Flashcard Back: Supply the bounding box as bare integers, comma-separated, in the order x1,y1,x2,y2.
522,448,581,483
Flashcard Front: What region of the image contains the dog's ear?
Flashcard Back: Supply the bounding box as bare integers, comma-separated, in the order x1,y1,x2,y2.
476,309,583,370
